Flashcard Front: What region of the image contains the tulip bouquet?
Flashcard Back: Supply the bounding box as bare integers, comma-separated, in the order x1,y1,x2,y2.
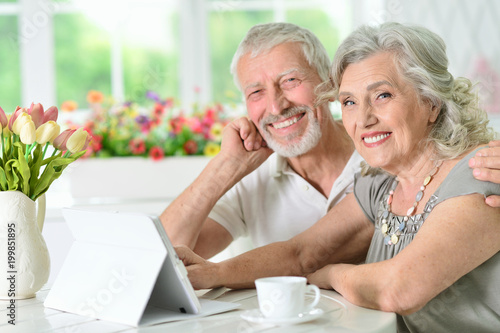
0,103,91,201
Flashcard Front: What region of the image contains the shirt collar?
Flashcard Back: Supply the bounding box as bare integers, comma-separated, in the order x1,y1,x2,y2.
269,153,290,178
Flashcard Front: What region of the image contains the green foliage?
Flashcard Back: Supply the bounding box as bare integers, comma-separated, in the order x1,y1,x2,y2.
0,134,84,200
54,14,112,106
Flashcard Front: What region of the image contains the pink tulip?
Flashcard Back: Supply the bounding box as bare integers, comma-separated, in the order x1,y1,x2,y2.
43,106,58,123
53,129,75,151
0,106,7,129
8,107,24,131
29,103,45,128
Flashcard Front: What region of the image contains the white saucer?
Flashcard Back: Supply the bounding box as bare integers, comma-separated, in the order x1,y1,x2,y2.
240,308,324,326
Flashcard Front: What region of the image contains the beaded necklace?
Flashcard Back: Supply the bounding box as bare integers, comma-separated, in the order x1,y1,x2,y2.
381,160,443,246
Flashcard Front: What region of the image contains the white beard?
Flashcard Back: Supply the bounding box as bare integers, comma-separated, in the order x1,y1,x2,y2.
259,106,322,158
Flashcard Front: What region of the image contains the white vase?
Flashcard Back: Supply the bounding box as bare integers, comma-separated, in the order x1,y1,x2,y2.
0,191,50,299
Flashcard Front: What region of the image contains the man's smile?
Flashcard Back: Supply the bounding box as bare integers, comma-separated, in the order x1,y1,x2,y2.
270,113,305,130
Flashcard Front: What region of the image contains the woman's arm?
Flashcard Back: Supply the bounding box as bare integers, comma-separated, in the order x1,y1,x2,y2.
309,193,500,315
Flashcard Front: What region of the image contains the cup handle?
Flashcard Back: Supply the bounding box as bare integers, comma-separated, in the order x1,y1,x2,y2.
36,193,46,232
304,284,321,311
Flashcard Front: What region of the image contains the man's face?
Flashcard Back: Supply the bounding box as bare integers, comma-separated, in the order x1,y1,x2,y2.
236,42,326,157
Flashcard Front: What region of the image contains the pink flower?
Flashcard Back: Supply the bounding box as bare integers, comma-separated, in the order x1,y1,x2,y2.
26,103,59,128
43,106,59,123
0,106,7,129
129,138,146,154
187,117,203,134
149,146,164,161
53,129,75,151
28,103,44,128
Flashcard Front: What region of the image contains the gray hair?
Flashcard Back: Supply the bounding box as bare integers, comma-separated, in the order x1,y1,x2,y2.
319,22,495,160
230,22,331,91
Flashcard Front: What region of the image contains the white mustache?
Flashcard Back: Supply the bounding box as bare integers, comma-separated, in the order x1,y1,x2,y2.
260,106,312,127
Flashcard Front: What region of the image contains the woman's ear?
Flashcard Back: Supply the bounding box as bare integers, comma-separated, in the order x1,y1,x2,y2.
428,101,441,123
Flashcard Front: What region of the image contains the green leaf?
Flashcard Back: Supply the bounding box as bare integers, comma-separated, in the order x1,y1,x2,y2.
0,166,7,190
31,152,85,200
29,144,45,194
15,145,31,196
4,160,19,191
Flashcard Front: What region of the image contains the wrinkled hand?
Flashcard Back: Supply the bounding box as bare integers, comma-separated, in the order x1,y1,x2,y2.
175,245,220,290
219,117,273,175
469,140,500,207
306,265,334,290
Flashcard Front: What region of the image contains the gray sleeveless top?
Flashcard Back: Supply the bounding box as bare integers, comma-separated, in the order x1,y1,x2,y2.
354,148,500,333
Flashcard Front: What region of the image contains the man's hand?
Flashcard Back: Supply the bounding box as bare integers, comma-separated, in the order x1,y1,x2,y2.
469,140,500,207
175,245,220,290
219,117,273,176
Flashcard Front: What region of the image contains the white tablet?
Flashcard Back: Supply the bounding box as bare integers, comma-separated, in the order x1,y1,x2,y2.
44,208,237,326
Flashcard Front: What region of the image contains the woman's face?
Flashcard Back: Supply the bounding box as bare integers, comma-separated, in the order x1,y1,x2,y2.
339,52,439,173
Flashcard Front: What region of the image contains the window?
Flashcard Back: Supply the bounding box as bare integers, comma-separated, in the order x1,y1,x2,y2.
0,14,20,112
54,13,112,106
0,0,350,112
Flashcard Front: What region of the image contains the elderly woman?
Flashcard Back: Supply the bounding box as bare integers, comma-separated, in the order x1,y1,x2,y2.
308,22,500,332
176,22,500,332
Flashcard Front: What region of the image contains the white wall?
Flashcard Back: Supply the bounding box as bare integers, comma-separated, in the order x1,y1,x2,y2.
353,0,500,132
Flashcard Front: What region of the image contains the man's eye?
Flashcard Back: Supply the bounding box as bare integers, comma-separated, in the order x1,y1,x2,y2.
281,78,301,89
378,92,391,99
247,89,263,100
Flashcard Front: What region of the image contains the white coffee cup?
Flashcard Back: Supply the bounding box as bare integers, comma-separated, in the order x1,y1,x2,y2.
255,276,321,318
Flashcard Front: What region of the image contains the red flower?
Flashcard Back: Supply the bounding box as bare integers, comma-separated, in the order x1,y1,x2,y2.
149,146,164,161
129,138,146,154
170,116,186,134
90,134,103,152
183,140,198,155
153,103,165,118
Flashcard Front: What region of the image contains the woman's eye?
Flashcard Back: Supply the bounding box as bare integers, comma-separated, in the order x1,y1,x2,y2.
343,100,355,107
378,92,391,99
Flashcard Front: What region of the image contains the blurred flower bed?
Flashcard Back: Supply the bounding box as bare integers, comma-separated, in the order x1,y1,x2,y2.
64,91,236,160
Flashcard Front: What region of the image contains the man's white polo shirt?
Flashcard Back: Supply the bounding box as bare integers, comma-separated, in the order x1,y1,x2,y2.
208,151,364,247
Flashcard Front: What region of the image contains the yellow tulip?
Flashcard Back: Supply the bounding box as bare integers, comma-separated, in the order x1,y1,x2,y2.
19,121,36,145
66,128,90,153
12,112,32,135
35,121,61,145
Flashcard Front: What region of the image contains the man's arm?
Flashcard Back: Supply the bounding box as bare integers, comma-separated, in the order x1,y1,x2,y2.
176,193,374,289
160,117,272,257
470,139,500,207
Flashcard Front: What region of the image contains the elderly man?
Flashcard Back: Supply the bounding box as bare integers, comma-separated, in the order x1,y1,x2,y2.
161,22,500,262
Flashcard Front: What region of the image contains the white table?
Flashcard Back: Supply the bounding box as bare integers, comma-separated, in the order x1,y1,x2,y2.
0,286,396,332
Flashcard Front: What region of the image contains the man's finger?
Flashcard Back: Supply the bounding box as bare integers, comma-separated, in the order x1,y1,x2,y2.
488,140,500,148
472,167,500,184
485,195,500,208
469,155,500,169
